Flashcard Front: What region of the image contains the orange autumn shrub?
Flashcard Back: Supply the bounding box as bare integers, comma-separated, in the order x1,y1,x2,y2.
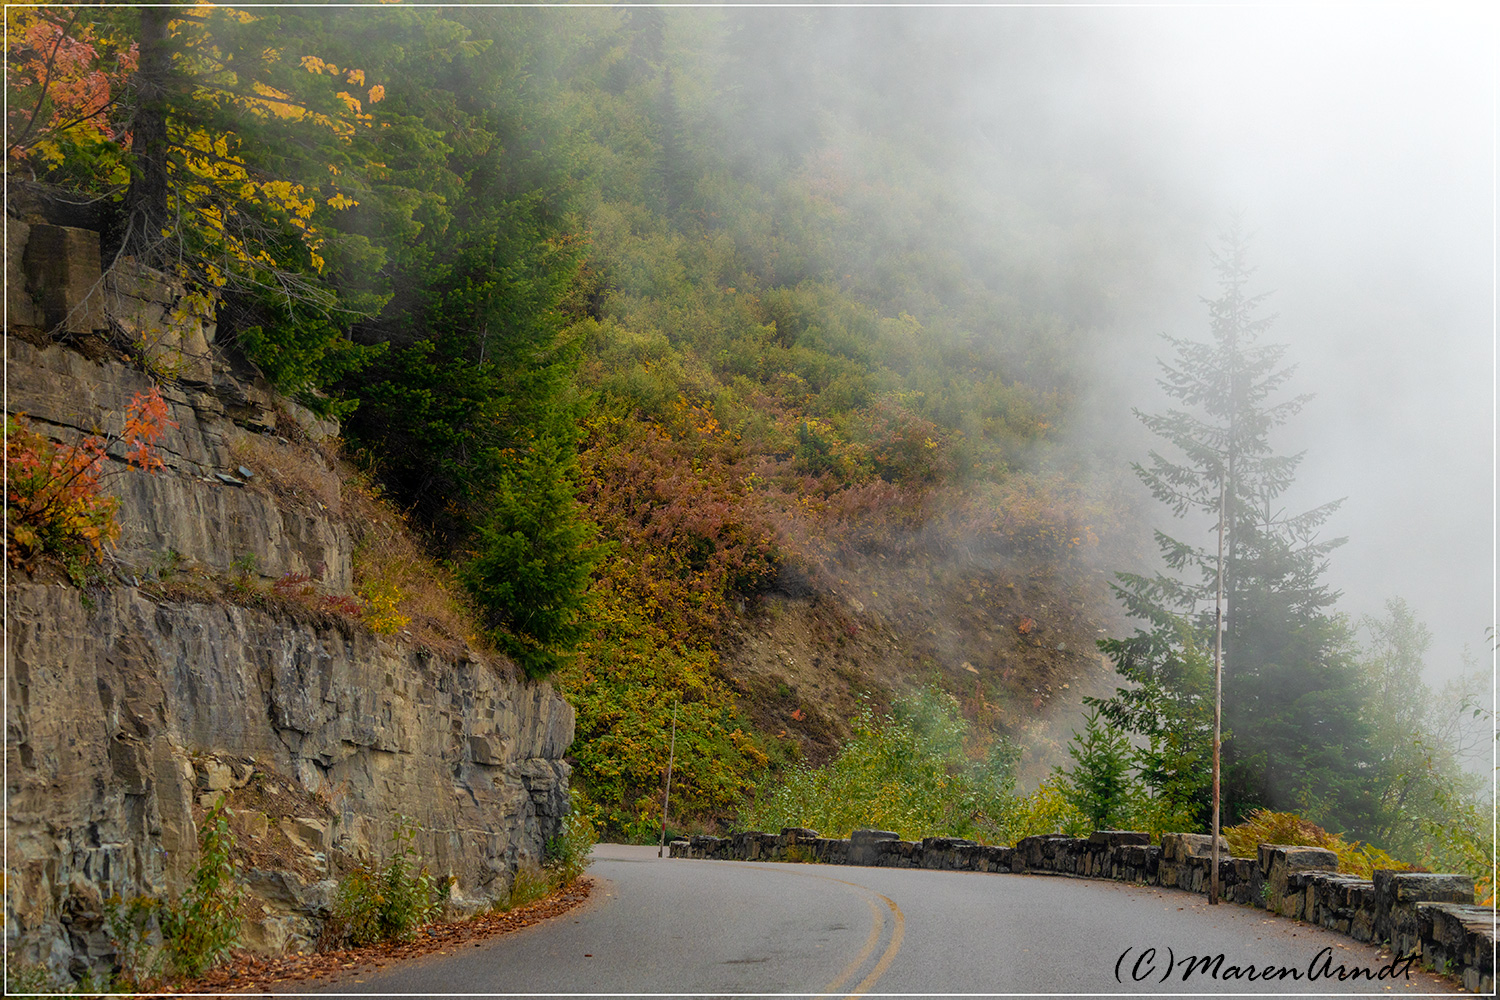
7,387,175,581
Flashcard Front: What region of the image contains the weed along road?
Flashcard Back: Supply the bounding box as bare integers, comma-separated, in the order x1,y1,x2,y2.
321,845,1461,996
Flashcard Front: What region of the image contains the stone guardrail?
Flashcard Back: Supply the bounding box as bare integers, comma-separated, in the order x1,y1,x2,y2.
669,828,1494,993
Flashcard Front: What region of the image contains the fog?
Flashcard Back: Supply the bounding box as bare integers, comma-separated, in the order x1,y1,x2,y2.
696,4,1493,689
1069,6,1494,686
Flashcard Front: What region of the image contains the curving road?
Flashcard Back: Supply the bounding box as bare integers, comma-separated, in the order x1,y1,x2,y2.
323,844,1462,996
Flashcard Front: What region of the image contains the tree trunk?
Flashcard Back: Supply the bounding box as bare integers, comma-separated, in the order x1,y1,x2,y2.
125,6,172,262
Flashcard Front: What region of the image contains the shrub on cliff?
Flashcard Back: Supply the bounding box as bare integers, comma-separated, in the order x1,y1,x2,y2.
5,388,174,583
159,799,245,980
326,816,443,947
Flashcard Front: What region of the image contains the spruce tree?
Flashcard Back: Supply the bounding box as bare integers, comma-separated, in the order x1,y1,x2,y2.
1056,708,1139,831
1097,225,1378,835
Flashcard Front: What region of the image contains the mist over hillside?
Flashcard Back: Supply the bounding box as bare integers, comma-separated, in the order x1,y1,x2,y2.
709,4,1495,683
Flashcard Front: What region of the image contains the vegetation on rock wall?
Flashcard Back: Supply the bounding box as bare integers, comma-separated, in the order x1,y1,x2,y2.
5,388,174,583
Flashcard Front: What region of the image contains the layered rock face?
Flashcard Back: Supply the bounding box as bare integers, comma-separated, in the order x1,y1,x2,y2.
5,217,576,981
7,584,573,971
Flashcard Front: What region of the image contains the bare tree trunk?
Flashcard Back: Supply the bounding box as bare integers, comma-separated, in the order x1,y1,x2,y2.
125,6,172,261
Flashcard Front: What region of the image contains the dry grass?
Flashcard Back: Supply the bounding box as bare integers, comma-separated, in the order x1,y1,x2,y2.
230,433,342,514
219,433,504,671
341,468,502,670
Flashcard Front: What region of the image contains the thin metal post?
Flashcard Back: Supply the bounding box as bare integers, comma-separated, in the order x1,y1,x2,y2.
658,701,678,858
1210,470,1226,904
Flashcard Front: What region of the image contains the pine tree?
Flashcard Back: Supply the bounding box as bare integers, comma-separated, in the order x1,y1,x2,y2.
460,425,610,679
1056,708,1138,831
1098,225,1378,835
1090,616,1214,827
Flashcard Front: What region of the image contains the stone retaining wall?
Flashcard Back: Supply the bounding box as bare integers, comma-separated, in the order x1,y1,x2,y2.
671,828,1494,993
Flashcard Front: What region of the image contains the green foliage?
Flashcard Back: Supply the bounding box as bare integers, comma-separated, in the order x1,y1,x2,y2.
1103,227,1377,836
461,430,610,678
1421,795,1496,906
349,197,587,539
991,778,1091,842
235,304,386,413
1090,617,1214,828
0,962,129,998
743,690,1020,843
328,816,441,947
3,962,58,998
545,789,598,886
498,791,596,911
560,585,771,840
1054,708,1138,831
158,799,243,980
1358,598,1487,861
105,894,165,988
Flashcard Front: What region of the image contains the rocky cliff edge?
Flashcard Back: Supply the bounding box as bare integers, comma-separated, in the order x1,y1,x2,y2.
5,215,575,982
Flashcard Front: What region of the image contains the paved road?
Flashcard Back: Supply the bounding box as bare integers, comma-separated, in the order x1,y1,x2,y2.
325,844,1462,996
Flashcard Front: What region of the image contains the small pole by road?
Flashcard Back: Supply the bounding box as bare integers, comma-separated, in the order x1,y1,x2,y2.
1210,470,1226,905
658,700,678,858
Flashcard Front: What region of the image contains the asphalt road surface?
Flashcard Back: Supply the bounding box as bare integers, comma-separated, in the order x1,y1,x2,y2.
323,844,1463,997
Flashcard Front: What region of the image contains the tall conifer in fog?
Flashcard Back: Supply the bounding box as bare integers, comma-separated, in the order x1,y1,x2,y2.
1095,225,1377,835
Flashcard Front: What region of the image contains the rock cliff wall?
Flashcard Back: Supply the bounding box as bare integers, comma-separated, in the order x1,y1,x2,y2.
5,215,576,982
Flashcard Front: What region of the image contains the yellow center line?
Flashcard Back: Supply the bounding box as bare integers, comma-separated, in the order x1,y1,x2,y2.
846,892,903,997
816,893,883,997
746,866,901,1000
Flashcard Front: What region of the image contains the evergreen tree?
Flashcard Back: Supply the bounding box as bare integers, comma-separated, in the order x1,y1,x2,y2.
1056,708,1138,831
1090,616,1214,827
1098,225,1378,835
460,425,610,678
1360,599,1483,856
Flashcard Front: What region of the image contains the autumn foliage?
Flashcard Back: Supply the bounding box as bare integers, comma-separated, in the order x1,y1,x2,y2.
1223,809,1410,881
5,7,139,176
7,388,176,581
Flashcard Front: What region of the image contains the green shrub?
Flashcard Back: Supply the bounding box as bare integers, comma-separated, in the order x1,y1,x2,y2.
1054,707,1139,831
105,894,165,987
742,689,1020,842
5,963,63,998
1422,796,1496,906
328,816,441,946
544,789,598,887
460,431,610,678
991,777,1090,842
159,799,244,979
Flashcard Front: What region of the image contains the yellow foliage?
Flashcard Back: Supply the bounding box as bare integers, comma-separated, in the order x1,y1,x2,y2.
1223,810,1410,880
994,778,1089,843
359,578,411,635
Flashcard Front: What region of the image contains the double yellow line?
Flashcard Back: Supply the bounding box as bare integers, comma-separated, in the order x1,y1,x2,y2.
815,883,904,997
724,859,905,997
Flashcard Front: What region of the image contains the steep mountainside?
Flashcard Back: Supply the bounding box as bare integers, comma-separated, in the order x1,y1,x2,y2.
5,218,572,980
